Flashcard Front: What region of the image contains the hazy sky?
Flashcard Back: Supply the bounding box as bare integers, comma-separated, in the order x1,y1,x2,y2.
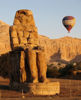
0,0,81,39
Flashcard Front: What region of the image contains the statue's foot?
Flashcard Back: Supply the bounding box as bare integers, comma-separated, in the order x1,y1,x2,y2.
43,79,50,83
33,79,38,83
39,78,50,83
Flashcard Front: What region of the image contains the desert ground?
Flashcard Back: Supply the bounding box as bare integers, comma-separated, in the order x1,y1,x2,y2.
0,77,81,100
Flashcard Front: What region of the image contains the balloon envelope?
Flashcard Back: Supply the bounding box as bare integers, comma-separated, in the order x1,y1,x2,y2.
62,16,76,32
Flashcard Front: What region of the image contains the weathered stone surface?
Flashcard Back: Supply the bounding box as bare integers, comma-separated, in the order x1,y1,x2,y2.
20,51,27,83
10,82,60,95
10,9,38,50
9,9,47,83
37,51,47,82
13,10,35,26
27,48,38,83
28,82,60,95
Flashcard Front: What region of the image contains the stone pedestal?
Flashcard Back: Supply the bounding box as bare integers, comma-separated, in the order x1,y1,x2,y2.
10,82,60,95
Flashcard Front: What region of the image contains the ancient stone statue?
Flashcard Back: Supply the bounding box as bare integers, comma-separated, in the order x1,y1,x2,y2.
10,9,47,83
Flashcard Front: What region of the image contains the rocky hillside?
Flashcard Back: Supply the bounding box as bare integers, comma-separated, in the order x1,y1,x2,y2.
0,20,81,63
39,35,81,63
0,20,11,54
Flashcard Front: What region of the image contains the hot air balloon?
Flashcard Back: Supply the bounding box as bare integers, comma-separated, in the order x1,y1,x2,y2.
62,16,76,33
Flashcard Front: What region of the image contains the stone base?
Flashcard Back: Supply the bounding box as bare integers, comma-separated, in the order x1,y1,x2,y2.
10,82,60,95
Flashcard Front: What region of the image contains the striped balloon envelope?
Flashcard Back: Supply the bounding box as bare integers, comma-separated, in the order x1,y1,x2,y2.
62,16,76,32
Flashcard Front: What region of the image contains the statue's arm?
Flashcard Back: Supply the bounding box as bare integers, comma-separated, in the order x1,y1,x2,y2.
10,26,21,50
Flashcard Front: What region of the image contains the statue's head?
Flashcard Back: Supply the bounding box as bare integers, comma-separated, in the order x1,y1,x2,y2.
10,9,39,49
13,9,35,26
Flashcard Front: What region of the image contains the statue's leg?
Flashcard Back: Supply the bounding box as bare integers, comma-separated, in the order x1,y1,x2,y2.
27,49,38,83
37,51,47,82
20,51,27,83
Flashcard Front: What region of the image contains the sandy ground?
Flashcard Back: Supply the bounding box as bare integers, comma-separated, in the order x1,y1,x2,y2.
0,77,81,100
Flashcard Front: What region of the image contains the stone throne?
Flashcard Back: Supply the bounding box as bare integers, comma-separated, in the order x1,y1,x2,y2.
9,9,60,95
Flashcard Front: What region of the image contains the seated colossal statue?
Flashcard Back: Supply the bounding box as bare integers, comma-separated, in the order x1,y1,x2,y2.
9,9,47,83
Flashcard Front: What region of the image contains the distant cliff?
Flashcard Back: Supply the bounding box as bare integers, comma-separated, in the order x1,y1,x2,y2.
39,35,81,63
0,20,81,63
0,20,11,54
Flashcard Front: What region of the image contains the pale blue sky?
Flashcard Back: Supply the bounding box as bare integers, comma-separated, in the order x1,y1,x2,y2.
0,0,81,39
